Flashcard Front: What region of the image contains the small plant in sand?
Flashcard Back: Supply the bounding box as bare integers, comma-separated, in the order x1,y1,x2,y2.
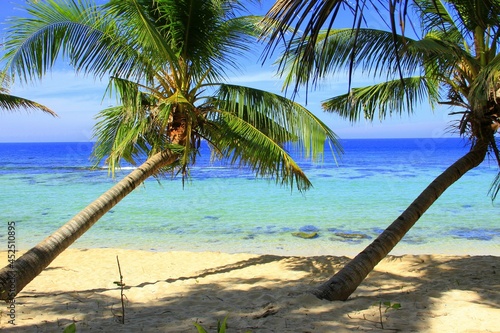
113,256,127,324
194,316,251,333
194,316,228,333
63,322,76,333
194,315,252,333
378,301,401,329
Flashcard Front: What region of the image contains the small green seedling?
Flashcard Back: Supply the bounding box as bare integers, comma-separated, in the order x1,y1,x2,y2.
378,301,401,329
382,301,401,311
114,256,126,324
194,316,228,333
63,322,76,333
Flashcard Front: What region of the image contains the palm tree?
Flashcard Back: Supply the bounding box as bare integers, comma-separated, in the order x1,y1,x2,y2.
0,0,341,300
0,71,56,116
265,0,500,300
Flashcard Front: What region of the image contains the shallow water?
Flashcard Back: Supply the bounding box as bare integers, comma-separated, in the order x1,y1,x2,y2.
0,138,499,256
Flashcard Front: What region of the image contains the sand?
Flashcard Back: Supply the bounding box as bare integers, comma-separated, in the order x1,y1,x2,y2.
0,248,498,332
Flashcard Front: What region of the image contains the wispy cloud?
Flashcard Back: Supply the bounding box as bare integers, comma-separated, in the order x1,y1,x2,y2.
226,70,281,84
11,70,109,99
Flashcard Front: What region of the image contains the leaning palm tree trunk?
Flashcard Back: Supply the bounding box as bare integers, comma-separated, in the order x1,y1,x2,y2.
312,139,489,301
0,151,176,300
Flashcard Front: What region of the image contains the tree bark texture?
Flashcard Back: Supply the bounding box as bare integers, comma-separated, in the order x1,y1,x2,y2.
0,151,176,300
312,139,489,301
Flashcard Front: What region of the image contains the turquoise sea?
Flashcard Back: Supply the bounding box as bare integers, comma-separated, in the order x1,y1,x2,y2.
0,138,499,256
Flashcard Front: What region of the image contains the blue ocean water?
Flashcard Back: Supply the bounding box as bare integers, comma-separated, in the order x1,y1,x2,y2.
0,138,499,256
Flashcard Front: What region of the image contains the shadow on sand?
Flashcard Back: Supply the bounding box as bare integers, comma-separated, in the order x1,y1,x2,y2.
0,251,498,332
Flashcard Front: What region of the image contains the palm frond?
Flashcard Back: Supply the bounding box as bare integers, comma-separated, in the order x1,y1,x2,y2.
449,0,500,33
261,0,346,61
203,109,312,191
413,0,455,34
281,26,466,94
211,84,342,160
0,92,57,116
488,171,500,201
261,0,414,94
469,53,500,110
4,0,100,80
282,28,422,89
204,15,264,81
92,105,152,172
0,71,57,116
3,0,164,84
105,76,159,113
102,0,180,79
322,76,438,122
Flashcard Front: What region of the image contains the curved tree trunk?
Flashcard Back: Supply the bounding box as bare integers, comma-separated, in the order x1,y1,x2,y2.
0,151,176,300
312,139,490,301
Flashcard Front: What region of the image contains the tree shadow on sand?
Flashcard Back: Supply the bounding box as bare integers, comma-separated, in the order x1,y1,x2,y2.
0,252,498,332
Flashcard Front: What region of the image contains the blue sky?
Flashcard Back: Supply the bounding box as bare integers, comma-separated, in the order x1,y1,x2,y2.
0,0,455,142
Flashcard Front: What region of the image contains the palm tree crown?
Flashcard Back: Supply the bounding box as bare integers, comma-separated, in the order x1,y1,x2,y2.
275,0,500,195
3,0,341,190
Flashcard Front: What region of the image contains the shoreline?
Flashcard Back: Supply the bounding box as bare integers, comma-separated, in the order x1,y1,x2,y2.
11,233,500,258
1,248,498,332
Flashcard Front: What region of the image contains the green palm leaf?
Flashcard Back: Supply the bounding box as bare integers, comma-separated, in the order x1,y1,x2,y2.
469,54,500,109
0,72,56,116
282,27,464,92
211,84,341,160
92,105,152,171
322,76,438,122
0,92,57,116
5,0,169,83
205,109,312,190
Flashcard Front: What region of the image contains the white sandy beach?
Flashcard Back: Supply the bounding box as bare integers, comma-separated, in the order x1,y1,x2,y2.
0,248,498,332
